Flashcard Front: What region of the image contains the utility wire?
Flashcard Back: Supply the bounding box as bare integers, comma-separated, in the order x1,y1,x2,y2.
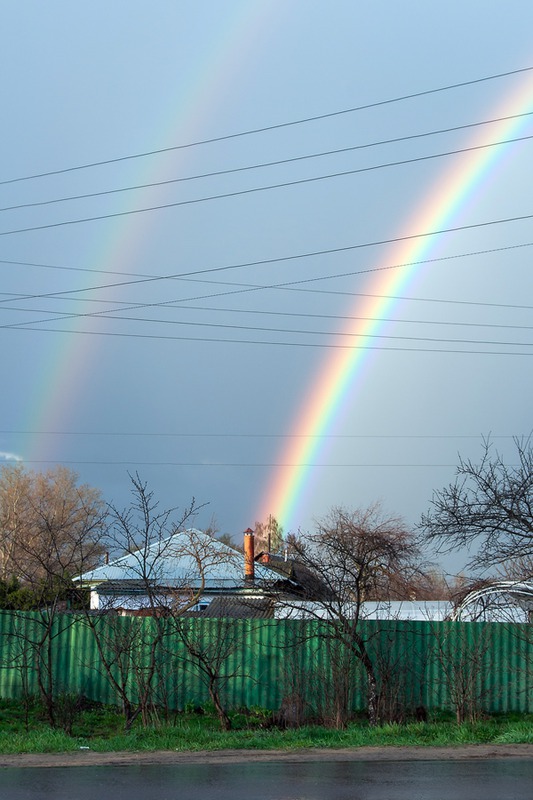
2,241,533,314
4,300,533,349
2,64,532,186
4,240,528,303
0,431,520,439
2,110,533,213
3,210,533,330
5,323,533,355
4,245,532,350
3,300,532,335
2,132,533,237
12,459,480,468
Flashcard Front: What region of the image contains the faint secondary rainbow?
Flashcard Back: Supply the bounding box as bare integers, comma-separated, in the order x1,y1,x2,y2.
20,2,277,465
257,72,533,532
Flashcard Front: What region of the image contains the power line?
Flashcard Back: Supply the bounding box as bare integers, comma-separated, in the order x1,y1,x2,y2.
119,306,533,333
4,298,533,334
2,132,533,237
3,299,533,346
3,110,533,214
14,459,466,468
2,240,533,313
3,212,533,329
0,257,146,278
3,64,531,187
5,313,533,348
5,324,533,355
0,431,520,439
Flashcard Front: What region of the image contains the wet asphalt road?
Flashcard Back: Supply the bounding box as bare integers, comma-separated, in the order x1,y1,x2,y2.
2,759,533,800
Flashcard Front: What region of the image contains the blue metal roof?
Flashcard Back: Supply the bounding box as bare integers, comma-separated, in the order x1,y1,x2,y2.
75,528,273,589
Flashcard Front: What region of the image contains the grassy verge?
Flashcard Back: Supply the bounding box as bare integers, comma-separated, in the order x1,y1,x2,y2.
0,700,532,754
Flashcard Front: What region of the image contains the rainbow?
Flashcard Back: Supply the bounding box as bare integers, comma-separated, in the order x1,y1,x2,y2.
21,2,278,465
256,72,533,533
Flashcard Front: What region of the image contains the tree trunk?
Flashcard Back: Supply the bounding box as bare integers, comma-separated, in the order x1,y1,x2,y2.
209,679,231,731
352,630,379,726
366,668,379,727
123,701,141,732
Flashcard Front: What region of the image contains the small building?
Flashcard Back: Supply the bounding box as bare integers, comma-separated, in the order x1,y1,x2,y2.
74,528,304,615
271,599,453,621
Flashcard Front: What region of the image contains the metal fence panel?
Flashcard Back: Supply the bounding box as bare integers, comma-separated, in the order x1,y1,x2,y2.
0,612,532,714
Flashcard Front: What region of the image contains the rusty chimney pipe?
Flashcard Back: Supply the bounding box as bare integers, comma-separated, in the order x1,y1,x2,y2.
243,528,255,582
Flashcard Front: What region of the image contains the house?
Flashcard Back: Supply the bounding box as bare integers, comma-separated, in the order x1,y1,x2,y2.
79,529,477,622
74,528,306,615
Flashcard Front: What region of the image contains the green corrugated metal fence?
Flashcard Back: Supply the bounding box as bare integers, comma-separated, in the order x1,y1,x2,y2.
0,611,532,714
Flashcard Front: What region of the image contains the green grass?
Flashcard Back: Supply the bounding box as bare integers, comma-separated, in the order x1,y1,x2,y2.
0,699,532,754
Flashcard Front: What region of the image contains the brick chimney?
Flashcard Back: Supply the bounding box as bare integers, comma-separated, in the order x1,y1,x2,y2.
243,528,255,582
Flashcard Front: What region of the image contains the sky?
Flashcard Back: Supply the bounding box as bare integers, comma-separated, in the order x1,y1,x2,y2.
1,2,532,572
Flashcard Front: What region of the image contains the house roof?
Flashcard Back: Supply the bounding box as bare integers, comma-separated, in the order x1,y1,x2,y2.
255,552,335,600
75,529,275,591
188,596,275,619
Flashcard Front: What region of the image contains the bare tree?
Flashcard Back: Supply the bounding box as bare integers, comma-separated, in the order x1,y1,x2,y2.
428,620,496,723
420,437,533,721
0,466,32,582
77,475,249,729
420,436,533,573
171,617,246,731
279,504,421,727
78,476,196,727
0,466,107,728
0,465,105,586
403,568,454,601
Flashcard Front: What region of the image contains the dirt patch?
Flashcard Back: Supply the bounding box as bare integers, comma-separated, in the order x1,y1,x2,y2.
1,745,533,768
